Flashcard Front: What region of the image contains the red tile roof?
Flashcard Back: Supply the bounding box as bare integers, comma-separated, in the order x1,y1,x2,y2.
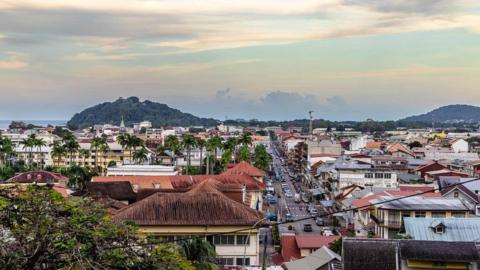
281,234,301,262
6,171,68,184
221,161,266,177
387,143,415,157
295,235,340,249
92,173,265,191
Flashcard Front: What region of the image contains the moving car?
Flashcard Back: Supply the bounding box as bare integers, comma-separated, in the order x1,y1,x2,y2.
322,229,334,236
285,192,293,198
294,193,301,203
315,217,324,226
286,213,294,222
310,208,318,217
265,212,278,221
303,224,313,232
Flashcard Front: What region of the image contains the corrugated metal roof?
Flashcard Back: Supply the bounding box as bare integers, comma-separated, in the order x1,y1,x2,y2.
405,218,480,241
372,196,469,211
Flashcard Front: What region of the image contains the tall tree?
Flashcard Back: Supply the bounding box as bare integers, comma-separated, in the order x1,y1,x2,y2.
223,137,238,163
133,146,149,165
33,137,46,169
21,134,36,167
238,132,253,146
182,135,197,174
206,136,223,174
196,138,206,173
0,185,194,270
165,135,182,167
238,145,251,162
78,149,91,169
98,142,110,175
50,141,66,167
180,238,218,270
90,136,107,173
253,144,271,172
0,136,14,167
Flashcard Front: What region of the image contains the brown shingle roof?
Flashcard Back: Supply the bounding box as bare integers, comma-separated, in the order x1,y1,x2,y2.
221,161,266,177
6,171,68,184
113,179,262,226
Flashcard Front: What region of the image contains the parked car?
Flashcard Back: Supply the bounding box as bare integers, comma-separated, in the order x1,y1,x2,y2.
281,183,288,189
285,192,293,198
310,208,319,217
315,217,324,226
303,224,313,232
286,213,294,222
294,193,301,203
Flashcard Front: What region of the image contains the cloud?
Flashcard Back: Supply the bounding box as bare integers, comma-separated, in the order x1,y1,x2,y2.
1,0,479,52
0,53,28,70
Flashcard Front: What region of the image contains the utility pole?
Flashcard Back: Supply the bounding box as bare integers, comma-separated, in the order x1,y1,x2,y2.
308,110,314,138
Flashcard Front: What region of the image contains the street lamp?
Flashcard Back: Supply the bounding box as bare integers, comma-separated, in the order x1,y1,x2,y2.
243,217,268,267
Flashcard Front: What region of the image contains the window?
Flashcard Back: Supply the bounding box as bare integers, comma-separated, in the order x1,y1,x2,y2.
384,173,392,179
236,235,250,245
431,211,446,218
451,212,465,218
375,173,383,179
153,183,161,189
213,235,235,245
454,191,459,198
415,211,426,218
217,258,234,266
365,173,373,179
236,258,250,266
434,225,445,234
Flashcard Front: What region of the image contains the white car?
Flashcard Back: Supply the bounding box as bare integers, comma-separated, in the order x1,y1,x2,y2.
309,208,318,216
323,230,334,236
285,192,293,198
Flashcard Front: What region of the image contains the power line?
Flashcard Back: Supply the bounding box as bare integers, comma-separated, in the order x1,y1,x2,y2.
158,177,480,244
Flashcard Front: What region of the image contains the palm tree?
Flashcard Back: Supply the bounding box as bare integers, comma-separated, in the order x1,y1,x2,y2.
33,137,46,168
206,136,223,174
196,138,206,173
133,146,148,164
79,149,91,168
238,132,253,146
164,135,181,167
156,144,166,164
125,135,144,164
182,135,196,174
180,238,218,270
63,138,80,166
90,136,107,173
98,142,110,175
116,133,129,163
50,141,66,167
0,136,14,167
223,137,238,163
21,134,36,167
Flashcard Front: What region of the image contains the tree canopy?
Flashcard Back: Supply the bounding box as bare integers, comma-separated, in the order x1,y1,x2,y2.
0,185,194,270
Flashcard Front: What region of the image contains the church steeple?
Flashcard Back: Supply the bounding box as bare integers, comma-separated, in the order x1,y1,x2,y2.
120,116,126,133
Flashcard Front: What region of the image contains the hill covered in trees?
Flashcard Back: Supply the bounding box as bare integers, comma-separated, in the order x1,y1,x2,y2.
399,104,480,124
67,97,219,128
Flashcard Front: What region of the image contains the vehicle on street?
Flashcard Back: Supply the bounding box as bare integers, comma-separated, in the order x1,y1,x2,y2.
281,183,288,189
266,187,275,194
322,229,334,236
294,193,301,203
315,217,324,226
286,213,294,222
265,212,278,221
303,224,313,232
285,192,293,198
310,208,318,216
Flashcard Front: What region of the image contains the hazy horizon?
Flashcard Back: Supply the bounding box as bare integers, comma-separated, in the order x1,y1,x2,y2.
1,1,480,121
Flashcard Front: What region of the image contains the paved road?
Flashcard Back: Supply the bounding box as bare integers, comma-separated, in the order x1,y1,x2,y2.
268,143,324,235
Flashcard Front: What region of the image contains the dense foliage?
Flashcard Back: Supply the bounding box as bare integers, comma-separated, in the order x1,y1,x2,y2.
68,96,219,128
0,185,194,270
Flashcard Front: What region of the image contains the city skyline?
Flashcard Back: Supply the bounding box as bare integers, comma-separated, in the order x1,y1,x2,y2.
1,0,480,121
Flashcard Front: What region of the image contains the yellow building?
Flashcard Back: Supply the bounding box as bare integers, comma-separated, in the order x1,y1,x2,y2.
113,180,264,267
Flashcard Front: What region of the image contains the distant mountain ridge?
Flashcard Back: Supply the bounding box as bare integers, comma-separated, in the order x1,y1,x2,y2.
399,104,480,123
67,97,219,128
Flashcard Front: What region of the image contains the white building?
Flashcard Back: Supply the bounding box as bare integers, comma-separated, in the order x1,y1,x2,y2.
451,138,469,153
106,165,178,176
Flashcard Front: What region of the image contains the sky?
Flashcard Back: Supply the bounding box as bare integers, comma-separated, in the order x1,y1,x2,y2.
1,0,480,121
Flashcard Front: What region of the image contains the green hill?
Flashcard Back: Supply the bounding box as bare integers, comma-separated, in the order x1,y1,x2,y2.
399,104,480,123
67,97,219,128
